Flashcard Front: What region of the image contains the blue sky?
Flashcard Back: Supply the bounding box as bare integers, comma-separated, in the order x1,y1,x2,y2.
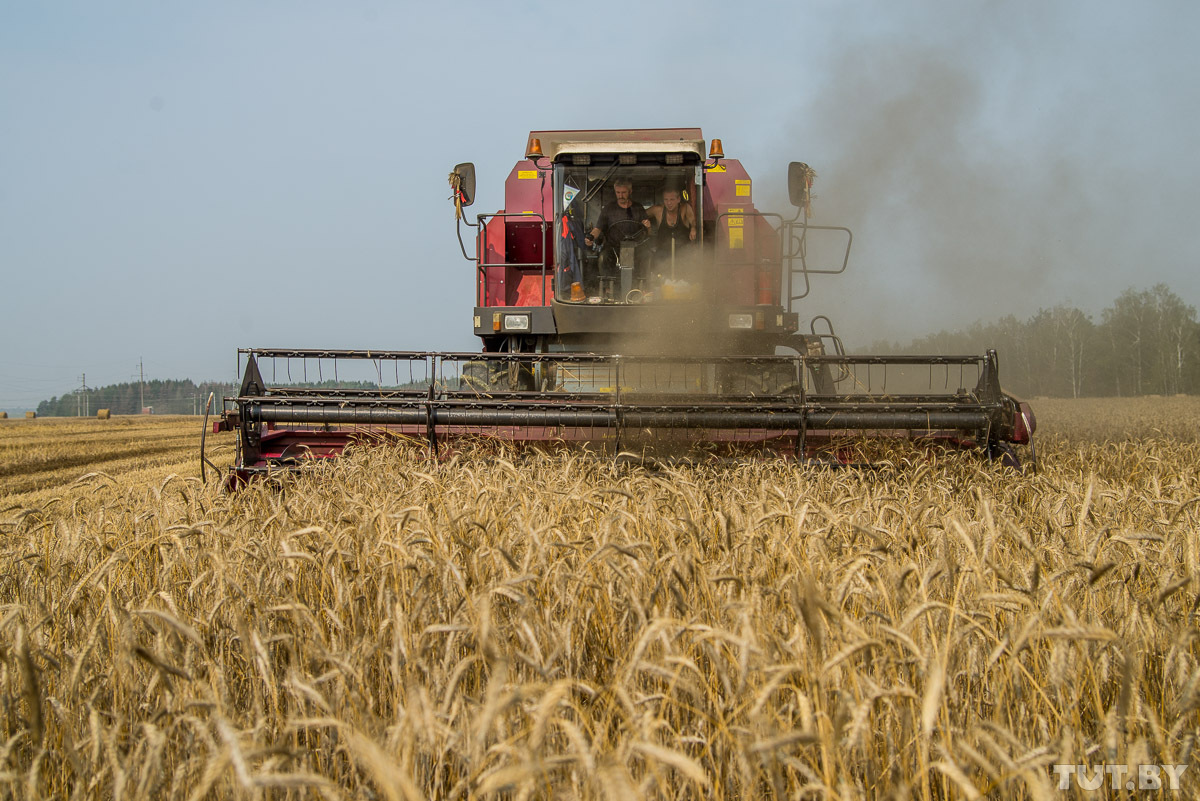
2,1,1198,411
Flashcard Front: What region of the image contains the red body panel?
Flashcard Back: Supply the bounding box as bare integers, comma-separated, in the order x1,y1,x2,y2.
513,272,553,306
704,159,780,307
477,160,554,309
504,160,552,218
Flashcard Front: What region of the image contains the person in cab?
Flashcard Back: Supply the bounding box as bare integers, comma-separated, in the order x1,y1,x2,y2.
647,184,696,266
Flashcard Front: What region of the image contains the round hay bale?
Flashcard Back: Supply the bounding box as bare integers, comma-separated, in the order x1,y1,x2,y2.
97,409,111,420
25,411,37,419
0,411,7,419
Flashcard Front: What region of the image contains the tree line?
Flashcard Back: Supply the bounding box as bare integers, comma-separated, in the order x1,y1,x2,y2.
35,378,432,417
37,380,238,417
868,284,1200,398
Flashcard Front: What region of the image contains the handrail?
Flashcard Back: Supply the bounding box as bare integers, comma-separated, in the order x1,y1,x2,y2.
705,210,853,310
474,211,553,307
238,347,989,366
234,350,992,403
784,222,852,306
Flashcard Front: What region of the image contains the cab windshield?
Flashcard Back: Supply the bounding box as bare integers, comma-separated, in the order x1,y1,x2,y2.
553,160,702,303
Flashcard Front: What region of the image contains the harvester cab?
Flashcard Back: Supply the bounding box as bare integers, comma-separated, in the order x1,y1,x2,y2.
450,130,837,356
214,128,1035,484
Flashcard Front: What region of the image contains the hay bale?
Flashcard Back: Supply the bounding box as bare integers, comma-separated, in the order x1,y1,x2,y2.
0,411,7,419
25,411,36,419
97,409,111,420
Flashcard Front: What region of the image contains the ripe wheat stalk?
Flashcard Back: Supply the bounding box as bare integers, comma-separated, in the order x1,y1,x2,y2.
0,401,1197,798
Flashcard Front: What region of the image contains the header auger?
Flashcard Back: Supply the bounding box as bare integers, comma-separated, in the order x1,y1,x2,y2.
214,128,1035,483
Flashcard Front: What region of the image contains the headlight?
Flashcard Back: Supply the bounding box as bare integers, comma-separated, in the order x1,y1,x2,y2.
728,313,754,329
503,314,530,331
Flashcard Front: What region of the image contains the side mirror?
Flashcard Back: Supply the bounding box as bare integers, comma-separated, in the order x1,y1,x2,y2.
451,162,476,207
788,161,814,208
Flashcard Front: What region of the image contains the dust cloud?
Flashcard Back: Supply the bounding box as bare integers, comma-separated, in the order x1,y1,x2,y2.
766,44,1132,350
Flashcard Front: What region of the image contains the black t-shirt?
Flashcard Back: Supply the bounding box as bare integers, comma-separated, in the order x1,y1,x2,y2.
654,211,693,251
595,201,648,243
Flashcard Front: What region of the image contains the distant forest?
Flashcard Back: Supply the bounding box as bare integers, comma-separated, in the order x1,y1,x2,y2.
35,378,424,417
868,284,1199,398
37,380,238,417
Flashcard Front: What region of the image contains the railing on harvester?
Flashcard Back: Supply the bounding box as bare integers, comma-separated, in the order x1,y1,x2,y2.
222,348,1019,470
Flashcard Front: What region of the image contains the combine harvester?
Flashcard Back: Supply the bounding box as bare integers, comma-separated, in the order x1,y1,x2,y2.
213,129,1035,483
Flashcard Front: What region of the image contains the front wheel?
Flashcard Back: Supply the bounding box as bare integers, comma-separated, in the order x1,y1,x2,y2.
461,359,535,393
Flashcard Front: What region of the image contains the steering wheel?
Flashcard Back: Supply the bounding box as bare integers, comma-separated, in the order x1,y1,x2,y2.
605,218,650,245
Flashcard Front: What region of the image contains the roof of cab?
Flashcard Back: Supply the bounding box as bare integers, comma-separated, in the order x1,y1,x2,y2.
527,129,706,161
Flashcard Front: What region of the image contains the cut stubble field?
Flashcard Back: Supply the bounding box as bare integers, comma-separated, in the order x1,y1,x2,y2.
1,398,1198,799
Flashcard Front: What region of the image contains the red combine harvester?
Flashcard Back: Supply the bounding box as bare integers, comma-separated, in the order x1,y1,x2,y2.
214,129,1035,482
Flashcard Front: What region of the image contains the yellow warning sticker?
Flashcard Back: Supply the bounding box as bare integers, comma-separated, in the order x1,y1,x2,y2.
518,170,538,179
729,228,744,249
727,208,744,227
735,179,751,197
705,163,727,173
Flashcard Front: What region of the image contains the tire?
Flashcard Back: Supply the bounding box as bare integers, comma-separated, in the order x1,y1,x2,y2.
461,359,534,393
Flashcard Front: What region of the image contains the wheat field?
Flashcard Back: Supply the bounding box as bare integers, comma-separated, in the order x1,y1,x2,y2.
1,399,1198,799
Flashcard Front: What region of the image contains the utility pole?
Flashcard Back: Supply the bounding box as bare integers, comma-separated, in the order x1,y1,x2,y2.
76,373,90,416
139,358,145,413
